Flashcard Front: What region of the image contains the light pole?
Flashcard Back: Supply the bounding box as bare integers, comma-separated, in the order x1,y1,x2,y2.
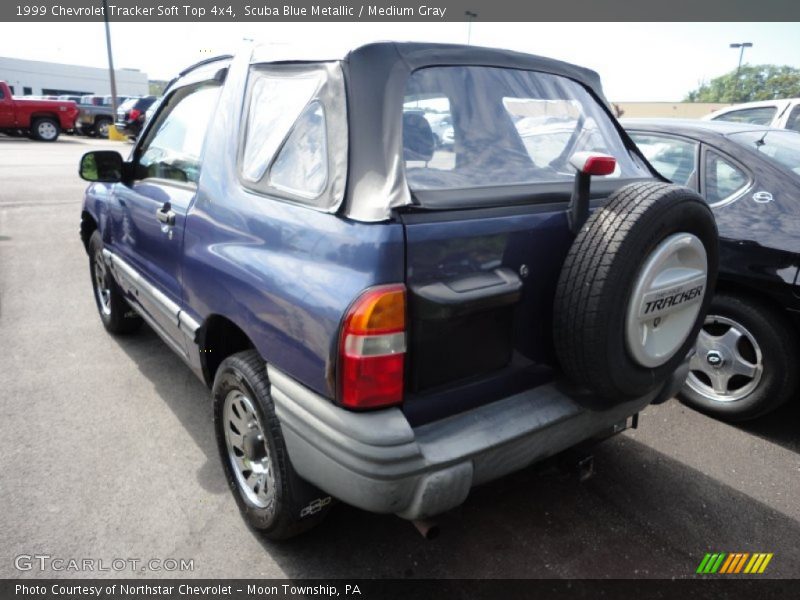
729,42,753,101
465,11,477,45
101,0,119,116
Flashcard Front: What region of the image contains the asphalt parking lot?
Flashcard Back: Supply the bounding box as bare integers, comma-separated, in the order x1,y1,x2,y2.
1,133,799,580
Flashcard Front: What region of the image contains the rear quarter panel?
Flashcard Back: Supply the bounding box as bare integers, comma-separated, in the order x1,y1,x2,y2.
182,189,405,398
182,52,405,398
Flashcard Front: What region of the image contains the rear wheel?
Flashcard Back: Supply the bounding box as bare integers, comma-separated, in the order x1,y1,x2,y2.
680,293,799,421
213,351,331,540
30,117,60,142
94,118,112,138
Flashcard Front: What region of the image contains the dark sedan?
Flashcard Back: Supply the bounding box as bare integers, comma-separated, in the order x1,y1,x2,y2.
115,95,157,139
624,119,800,421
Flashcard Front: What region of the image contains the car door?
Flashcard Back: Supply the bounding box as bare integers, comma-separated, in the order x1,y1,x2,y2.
110,81,222,353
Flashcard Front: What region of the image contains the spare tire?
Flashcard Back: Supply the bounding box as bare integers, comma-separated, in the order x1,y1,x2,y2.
554,181,718,399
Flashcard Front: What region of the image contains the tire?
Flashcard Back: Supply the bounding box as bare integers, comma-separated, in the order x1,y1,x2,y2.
679,293,799,421
94,118,112,138
88,231,142,334
30,117,60,142
554,181,718,399
213,350,331,540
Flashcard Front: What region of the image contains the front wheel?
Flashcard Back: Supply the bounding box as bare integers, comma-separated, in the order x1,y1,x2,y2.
213,350,331,540
680,293,799,421
88,231,142,334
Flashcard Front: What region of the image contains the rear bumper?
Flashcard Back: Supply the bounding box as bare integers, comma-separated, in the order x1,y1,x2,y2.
269,362,687,520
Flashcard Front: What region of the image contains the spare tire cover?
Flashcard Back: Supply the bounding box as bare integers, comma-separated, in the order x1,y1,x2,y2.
553,181,718,399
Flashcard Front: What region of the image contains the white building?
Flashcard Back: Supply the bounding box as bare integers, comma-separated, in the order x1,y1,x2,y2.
0,56,148,97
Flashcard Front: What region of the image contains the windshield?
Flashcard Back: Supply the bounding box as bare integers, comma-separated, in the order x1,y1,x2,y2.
728,130,800,176
403,66,646,191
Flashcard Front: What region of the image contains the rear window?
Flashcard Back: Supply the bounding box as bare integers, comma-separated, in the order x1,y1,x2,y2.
711,106,777,126
403,66,646,191
729,130,800,176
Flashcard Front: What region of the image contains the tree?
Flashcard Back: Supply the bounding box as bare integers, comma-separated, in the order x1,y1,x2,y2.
684,64,800,103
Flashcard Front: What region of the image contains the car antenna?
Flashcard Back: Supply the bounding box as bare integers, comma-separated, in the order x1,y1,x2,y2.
755,130,769,147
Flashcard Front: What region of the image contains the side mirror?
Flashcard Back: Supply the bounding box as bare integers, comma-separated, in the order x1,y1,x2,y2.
79,151,123,182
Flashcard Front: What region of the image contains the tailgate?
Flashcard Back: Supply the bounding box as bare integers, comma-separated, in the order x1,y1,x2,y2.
401,206,572,424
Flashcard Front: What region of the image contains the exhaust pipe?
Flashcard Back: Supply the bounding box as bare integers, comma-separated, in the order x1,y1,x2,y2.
412,519,440,540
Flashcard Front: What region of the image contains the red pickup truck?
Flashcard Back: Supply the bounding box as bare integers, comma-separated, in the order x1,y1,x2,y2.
0,81,78,141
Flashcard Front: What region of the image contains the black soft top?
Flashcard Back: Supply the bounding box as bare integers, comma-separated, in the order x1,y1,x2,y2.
344,42,606,98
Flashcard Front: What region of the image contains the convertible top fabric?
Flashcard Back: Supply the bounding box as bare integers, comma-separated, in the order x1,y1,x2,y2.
340,43,611,221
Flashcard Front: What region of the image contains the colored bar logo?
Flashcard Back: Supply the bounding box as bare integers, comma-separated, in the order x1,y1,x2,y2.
696,552,773,574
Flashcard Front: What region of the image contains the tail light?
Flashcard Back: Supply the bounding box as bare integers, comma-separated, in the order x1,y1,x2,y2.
128,108,141,122
339,284,406,409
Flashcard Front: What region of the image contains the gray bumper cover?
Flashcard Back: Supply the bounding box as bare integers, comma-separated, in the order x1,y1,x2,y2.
268,363,686,520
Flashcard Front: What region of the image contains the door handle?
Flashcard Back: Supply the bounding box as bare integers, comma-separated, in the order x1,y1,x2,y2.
156,203,176,226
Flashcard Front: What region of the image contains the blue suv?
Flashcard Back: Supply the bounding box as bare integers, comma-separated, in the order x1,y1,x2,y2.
79,43,718,539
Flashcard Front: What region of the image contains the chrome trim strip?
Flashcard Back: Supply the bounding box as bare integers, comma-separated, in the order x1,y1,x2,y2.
104,249,181,327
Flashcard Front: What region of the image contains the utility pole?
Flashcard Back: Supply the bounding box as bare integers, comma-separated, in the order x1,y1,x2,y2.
465,11,477,45
102,0,119,116
729,42,753,101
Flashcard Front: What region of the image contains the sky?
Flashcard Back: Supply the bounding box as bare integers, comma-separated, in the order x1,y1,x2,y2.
0,22,798,100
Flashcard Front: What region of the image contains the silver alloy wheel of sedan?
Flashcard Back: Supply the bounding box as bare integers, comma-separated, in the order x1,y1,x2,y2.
37,120,58,141
686,315,764,402
93,249,112,315
223,390,276,512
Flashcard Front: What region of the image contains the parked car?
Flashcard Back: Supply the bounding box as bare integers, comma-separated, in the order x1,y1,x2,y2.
114,95,156,138
80,95,107,107
0,80,78,141
76,96,133,138
625,118,800,421
78,44,718,539
703,98,800,132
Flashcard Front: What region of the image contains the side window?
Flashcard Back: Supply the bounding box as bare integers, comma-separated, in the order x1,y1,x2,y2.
712,106,777,126
785,105,800,133
704,150,748,205
241,72,323,182
238,64,347,211
268,101,328,197
629,133,698,187
0,87,4,99
137,84,221,185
